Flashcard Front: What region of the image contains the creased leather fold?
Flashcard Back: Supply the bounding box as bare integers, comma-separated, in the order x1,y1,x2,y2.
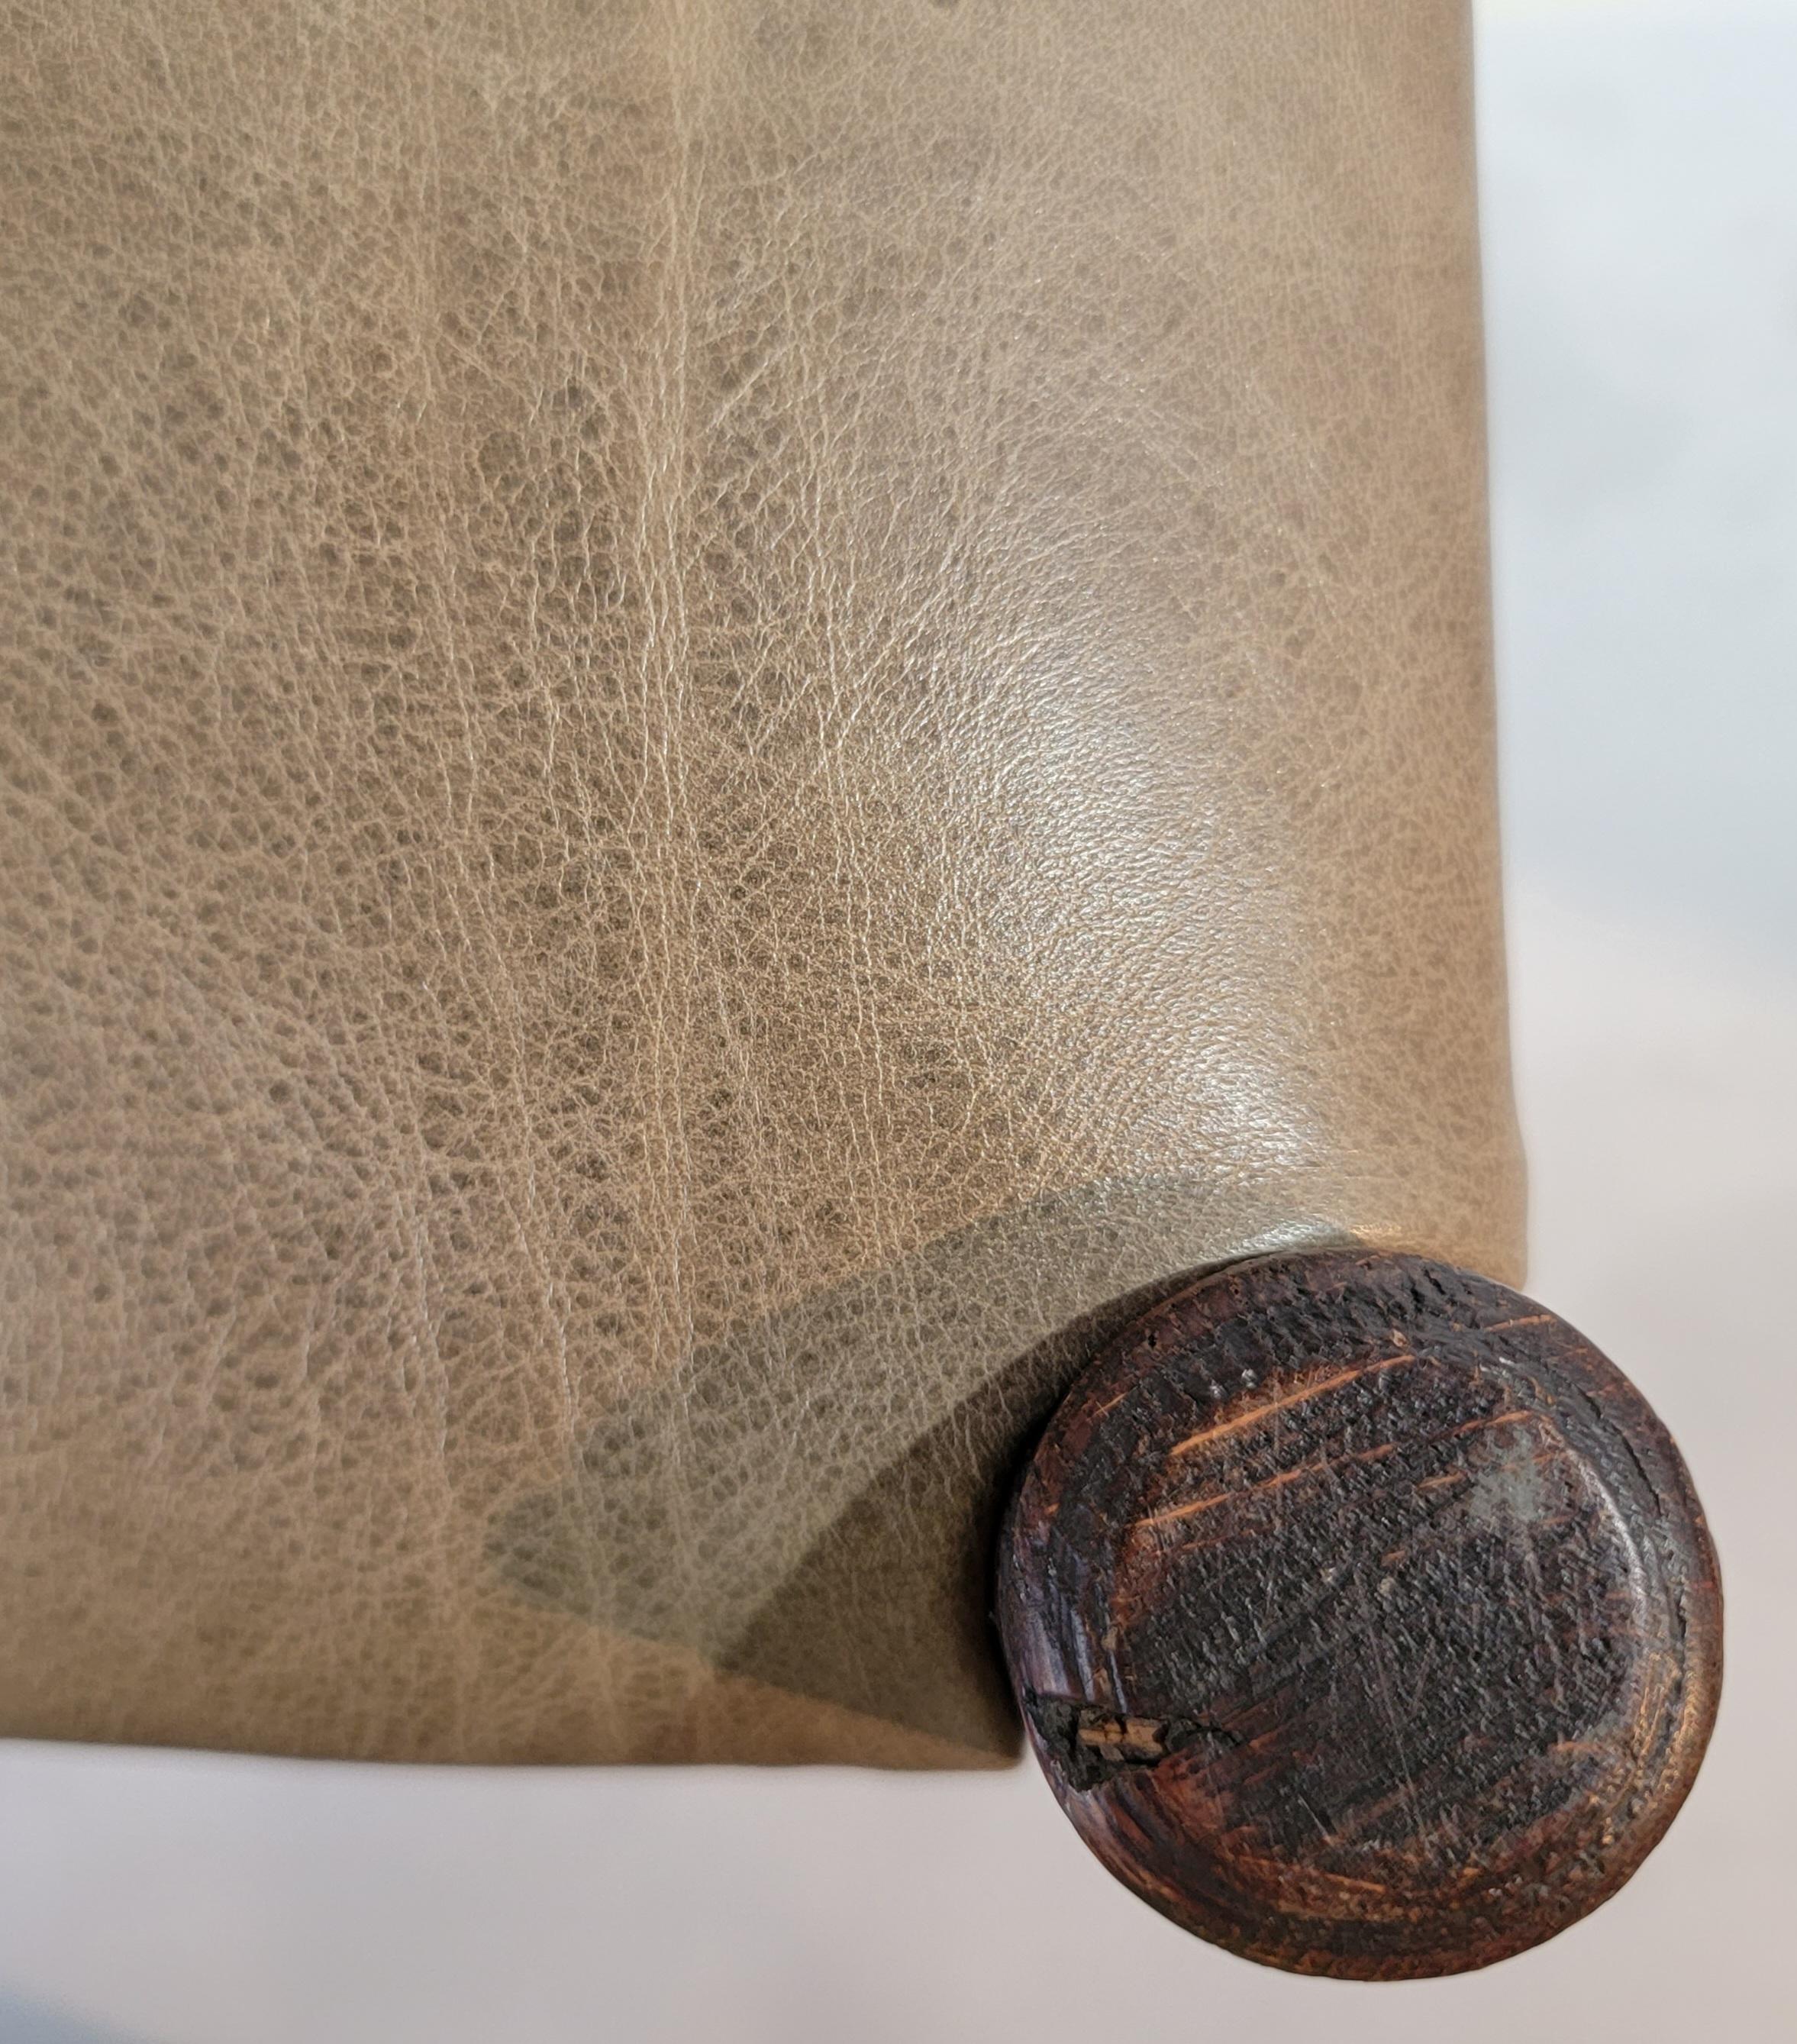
1,0,1521,1765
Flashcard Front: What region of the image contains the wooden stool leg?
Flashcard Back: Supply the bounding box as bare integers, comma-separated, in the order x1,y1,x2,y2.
995,1249,1721,1980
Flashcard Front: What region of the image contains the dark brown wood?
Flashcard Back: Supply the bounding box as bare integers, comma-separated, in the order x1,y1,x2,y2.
995,1250,1721,1980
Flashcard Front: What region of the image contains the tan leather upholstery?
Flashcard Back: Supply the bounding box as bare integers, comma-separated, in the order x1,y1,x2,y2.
0,0,1520,1766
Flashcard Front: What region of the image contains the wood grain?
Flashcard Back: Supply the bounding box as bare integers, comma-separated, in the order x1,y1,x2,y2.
995,1250,1721,1979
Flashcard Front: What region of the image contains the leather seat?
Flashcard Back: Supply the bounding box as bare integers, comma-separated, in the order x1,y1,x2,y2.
0,0,1521,1771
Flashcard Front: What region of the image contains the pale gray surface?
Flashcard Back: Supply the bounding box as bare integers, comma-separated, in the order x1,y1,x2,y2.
2,3,1792,2039
1486,0,1797,954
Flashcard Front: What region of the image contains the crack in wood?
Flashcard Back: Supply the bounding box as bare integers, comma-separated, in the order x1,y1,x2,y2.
1026,1694,1244,1793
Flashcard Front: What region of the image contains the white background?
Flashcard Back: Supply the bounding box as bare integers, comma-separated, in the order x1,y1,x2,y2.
2,2,1792,2037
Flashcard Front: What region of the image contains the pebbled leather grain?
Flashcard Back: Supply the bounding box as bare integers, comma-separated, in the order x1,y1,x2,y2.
0,0,1521,1765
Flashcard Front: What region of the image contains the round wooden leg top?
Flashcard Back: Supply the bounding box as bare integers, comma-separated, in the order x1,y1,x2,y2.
995,1249,1721,1981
